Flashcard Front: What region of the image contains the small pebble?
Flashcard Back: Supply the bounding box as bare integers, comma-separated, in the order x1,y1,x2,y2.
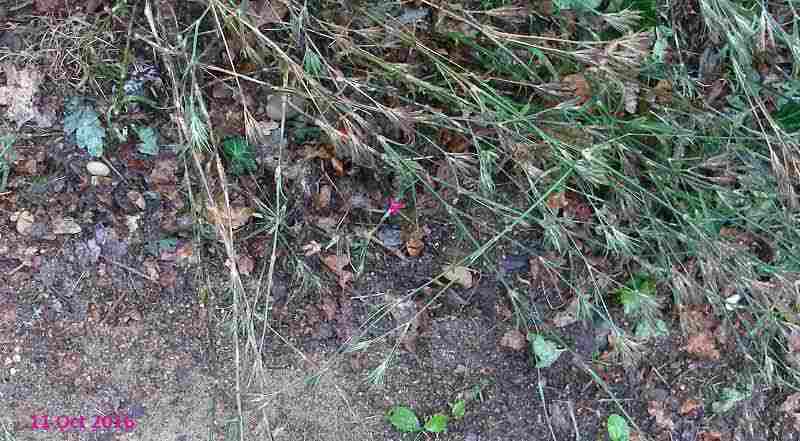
86,161,110,177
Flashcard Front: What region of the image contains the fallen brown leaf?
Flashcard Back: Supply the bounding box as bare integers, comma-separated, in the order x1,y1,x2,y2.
546,191,568,210
443,265,473,289
562,73,591,104
314,184,332,210
781,392,800,431
205,198,254,229
406,237,424,257
647,400,675,431
322,254,353,290
51,217,81,235
302,241,322,256
14,210,34,235
0,64,55,128
320,296,337,321
682,332,720,360
237,254,255,276
500,329,527,351
679,398,703,416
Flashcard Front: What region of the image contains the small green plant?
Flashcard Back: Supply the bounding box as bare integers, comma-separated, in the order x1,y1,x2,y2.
528,333,565,368
386,406,449,434
63,97,106,157
134,125,159,155
0,135,16,192
616,274,668,340
607,414,630,441
221,136,257,175
449,399,466,419
387,406,421,433
711,387,750,414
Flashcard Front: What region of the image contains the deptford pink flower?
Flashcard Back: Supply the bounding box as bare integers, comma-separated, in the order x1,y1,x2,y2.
387,198,405,216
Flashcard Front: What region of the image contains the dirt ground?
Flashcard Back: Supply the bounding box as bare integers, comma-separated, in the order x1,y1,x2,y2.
2,2,800,441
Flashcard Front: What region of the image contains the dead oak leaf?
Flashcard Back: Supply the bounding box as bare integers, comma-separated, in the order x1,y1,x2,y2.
682,332,721,360
781,392,800,431
500,329,527,351
0,64,55,128
322,254,353,290
647,400,675,431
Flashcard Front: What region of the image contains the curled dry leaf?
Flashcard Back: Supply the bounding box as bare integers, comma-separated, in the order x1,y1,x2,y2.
647,400,675,431
406,237,424,257
0,64,55,128
322,254,353,290
205,196,253,229
439,128,470,153
237,254,255,276
781,392,800,431
405,226,425,257
561,73,591,104
15,210,34,235
546,191,568,210
302,241,322,256
51,217,81,235
500,329,527,351
314,184,332,210
679,398,703,417
443,265,473,289
682,332,720,360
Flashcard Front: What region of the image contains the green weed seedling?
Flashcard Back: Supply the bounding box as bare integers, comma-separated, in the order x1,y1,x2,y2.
528,333,566,368
0,135,16,192
607,414,630,441
387,406,449,436
63,97,106,158
221,136,257,176
616,274,668,340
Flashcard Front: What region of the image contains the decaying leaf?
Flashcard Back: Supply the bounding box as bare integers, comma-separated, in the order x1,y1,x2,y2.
781,392,800,431
302,241,322,256
679,399,703,417
406,237,424,257
385,290,420,352
443,265,473,289
15,210,34,235
51,217,81,235
561,73,591,104
405,226,425,257
647,400,675,431
500,329,527,351
205,198,254,229
682,332,720,360
237,254,255,275
623,81,640,114
322,254,353,290
0,64,55,128
246,0,290,27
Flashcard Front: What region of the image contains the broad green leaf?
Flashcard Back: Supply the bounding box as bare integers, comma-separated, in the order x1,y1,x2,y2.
554,0,602,11
424,414,448,433
450,400,466,419
711,387,749,414
607,414,630,441
634,319,669,340
528,333,564,368
387,406,421,433
64,97,106,157
135,126,159,155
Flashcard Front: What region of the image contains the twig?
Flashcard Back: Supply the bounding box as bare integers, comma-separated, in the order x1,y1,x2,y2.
103,257,157,283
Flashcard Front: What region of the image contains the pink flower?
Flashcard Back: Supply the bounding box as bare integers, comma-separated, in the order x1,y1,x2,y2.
387,198,405,216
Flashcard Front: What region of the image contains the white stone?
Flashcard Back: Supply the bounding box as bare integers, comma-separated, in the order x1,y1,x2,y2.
86,161,110,177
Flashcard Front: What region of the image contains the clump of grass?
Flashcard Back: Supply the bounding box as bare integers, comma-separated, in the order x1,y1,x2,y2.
118,0,800,436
